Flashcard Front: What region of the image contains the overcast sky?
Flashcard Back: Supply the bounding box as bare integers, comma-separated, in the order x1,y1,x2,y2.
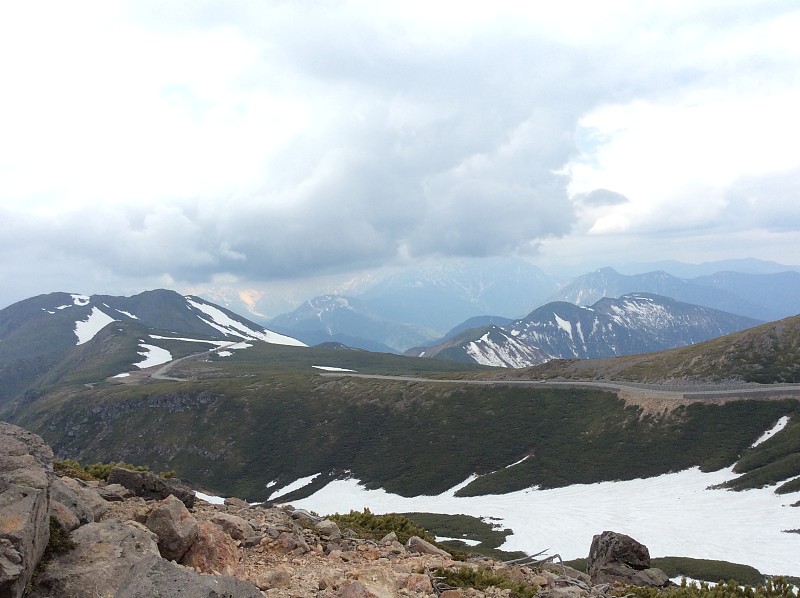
2,1,800,313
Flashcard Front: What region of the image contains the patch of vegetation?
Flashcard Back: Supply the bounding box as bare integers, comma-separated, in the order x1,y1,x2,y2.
53,458,175,481
617,577,798,598
403,512,526,561
432,566,539,598
328,509,435,545
29,516,77,592
653,558,765,586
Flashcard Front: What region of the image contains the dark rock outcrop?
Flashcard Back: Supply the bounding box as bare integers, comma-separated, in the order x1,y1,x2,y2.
107,467,195,508
0,422,53,598
587,530,671,587
115,555,262,598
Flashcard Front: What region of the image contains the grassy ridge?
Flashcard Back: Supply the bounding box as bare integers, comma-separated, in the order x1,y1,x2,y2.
519,314,800,383
7,343,799,501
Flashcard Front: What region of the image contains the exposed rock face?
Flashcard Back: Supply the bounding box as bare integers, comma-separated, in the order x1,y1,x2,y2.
107,467,196,508
50,476,108,525
144,494,199,561
587,530,671,587
29,518,160,598
116,555,262,598
0,422,53,598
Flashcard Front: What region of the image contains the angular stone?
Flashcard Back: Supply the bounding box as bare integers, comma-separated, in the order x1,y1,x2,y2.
60,476,109,520
145,494,199,561
223,496,250,509
107,467,195,508
317,518,342,540
587,531,670,587
211,512,255,541
116,555,262,598
0,422,53,598
180,519,240,576
403,572,433,593
405,535,450,557
50,500,81,532
97,483,133,501
28,518,160,598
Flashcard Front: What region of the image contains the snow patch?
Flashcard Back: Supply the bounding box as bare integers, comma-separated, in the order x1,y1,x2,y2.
268,474,321,501
133,344,172,368
554,314,573,340
436,536,481,547
186,298,306,347
71,294,90,306
216,351,233,357
294,466,800,576
751,416,790,448
114,308,139,319
74,307,117,345
112,372,130,378
313,366,357,372
195,491,225,505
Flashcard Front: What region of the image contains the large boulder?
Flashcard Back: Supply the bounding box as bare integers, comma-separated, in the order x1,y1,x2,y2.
28,518,160,597
145,495,199,561
211,512,255,541
0,422,53,598
115,555,262,598
180,520,241,576
405,535,450,558
107,468,195,508
587,531,671,587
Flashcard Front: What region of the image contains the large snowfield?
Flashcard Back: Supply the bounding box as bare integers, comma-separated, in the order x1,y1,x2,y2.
292,417,800,576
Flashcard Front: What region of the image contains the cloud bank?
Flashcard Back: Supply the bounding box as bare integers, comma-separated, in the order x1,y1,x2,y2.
1,1,800,308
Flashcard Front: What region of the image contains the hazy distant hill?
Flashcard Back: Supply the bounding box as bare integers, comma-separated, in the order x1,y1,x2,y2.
548,267,798,321
358,257,558,333
409,293,761,368
267,294,430,352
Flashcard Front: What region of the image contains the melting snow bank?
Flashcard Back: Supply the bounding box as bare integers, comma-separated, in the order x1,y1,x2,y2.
293,467,800,576
195,491,225,505
313,366,357,372
752,416,790,447
74,307,117,345
133,344,173,368
269,473,322,501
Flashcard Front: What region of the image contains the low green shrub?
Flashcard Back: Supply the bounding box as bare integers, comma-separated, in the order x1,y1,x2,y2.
53,458,173,481
328,508,436,545
617,577,798,598
432,566,539,598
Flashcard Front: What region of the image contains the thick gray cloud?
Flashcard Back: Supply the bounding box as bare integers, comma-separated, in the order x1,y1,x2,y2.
2,1,800,309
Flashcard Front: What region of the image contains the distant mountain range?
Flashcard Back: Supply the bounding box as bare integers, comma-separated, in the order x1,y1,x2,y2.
407,293,762,367
549,267,800,322
256,260,799,353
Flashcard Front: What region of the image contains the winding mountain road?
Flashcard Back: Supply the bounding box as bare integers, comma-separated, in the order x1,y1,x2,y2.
318,372,800,403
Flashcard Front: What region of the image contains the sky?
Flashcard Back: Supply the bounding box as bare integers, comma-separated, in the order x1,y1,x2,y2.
2,1,800,314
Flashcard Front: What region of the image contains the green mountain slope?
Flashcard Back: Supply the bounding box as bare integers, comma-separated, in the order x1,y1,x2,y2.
5,342,798,501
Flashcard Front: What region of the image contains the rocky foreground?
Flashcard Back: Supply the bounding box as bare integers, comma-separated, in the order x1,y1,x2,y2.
1,421,672,598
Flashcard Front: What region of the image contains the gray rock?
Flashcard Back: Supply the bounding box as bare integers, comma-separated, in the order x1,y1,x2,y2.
587,530,671,587
107,468,195,508
98,483,134,501
115,555,262,598
0,422,53,598
405,535,450,557
29,518,160,598
223,496,250,509
50,477,95,525
211,513,255,541
145,495,199,561
59,476,109,520
317,518,342,540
